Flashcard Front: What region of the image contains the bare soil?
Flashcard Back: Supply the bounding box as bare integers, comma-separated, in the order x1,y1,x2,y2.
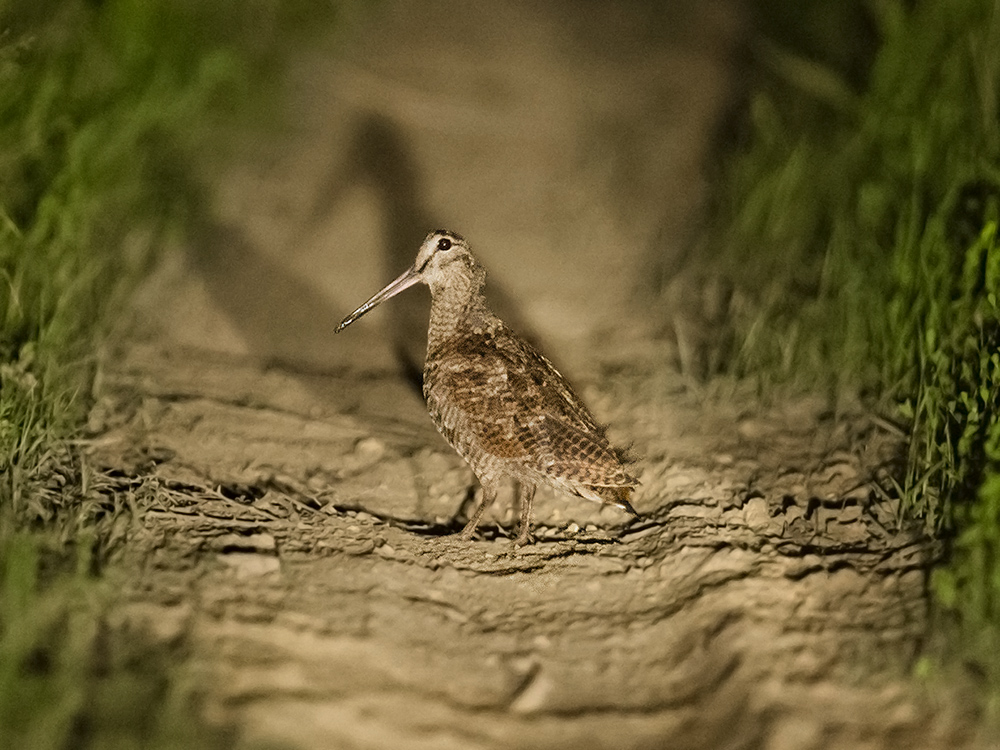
88,2,989,748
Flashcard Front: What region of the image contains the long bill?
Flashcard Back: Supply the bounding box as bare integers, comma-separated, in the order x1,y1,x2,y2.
335,265,422,333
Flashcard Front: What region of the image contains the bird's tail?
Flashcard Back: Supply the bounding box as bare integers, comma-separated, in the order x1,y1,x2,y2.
593,486,640,518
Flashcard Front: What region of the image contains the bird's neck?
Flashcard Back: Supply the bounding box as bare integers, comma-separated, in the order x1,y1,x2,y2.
427,272,489,342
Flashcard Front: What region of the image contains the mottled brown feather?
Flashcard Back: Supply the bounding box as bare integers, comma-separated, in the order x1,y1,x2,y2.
424,327,636,490
529,414,637,487
338,229,638,542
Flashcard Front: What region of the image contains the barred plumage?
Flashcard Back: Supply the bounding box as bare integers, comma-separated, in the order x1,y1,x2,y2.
336,230,638,544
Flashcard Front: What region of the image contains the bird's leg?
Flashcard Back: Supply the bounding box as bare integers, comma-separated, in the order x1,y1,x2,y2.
459,485,497,540
514,482,536,546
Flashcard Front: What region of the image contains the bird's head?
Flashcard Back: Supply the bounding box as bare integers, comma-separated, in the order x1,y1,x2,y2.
335,229,485,333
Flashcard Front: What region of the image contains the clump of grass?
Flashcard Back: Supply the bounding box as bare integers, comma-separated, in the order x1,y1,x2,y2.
0,0,341,743
709,0,1000,705
0,533,92,749
0,529,232,749
919,220,1000,706
0,0,341,522
718,1,999,388
0,0,240,520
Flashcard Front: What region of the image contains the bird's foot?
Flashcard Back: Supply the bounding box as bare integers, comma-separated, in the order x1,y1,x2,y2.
457,487,497,541
513,524,533,547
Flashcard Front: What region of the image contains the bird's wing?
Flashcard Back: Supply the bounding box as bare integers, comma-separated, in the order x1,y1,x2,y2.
528,413,638,488
426,330,631,484
424,334,539,459
508,341,602,434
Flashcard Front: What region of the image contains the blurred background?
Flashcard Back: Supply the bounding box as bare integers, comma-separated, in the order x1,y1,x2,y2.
3,0,1000,746
136,0,743,380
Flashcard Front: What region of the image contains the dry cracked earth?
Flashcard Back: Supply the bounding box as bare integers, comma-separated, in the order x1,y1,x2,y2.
85,1,991,748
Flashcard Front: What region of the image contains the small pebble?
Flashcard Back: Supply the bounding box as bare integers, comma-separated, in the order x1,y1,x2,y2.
744,497,770,531
355,437,385,459
219,552,280,578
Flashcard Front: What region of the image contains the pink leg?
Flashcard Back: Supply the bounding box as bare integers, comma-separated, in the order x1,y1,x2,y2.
514,483,536,546
459,485,497,540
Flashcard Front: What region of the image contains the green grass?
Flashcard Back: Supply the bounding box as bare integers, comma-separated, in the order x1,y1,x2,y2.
0,529,234,750
1,0,239,520
711,0,1000,711
0,0,342,744
1,0,342,519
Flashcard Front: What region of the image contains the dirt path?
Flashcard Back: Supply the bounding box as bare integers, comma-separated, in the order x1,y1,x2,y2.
91,2,984,748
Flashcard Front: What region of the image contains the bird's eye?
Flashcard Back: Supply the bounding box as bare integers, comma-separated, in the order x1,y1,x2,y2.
436,237,452,252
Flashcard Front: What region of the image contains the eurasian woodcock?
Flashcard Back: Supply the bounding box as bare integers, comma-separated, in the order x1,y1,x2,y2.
335,230,639,544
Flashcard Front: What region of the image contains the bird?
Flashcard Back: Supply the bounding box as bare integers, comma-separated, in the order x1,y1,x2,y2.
335,230,639,544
